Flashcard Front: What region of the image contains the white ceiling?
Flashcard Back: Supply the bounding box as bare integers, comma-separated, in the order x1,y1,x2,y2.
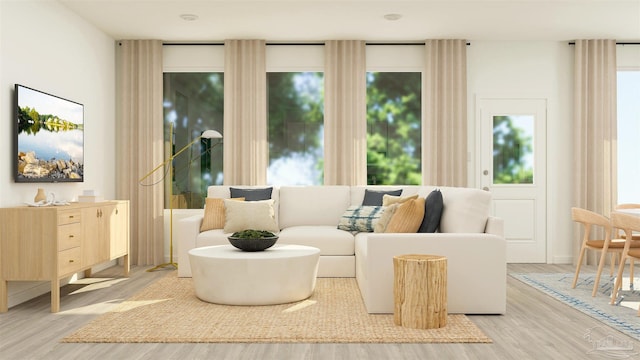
58,0,640,42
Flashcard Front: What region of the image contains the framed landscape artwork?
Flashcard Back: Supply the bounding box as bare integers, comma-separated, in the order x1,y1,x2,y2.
14,84,84,183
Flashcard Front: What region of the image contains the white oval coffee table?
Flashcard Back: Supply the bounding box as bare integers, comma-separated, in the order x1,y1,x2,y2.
188,244,320,305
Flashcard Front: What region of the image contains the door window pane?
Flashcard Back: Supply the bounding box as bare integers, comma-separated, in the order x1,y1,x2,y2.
366,72,421,185
493,115,534,184
267,72,324,185
163,73,224,209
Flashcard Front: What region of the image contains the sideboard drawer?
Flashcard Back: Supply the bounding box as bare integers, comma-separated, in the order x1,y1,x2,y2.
58,210,81,226
58,223,82,251
58,247,81,275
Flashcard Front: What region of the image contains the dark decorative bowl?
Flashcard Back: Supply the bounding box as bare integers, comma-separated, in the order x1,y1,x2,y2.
227,236,279,252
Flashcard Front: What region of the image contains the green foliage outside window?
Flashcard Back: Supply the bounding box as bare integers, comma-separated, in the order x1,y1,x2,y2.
492,115,534,184
267,72,324,185
163,73,224,209
367,72,422,185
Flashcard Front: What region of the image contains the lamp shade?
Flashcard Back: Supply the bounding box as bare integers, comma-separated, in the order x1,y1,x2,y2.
201,130,223,139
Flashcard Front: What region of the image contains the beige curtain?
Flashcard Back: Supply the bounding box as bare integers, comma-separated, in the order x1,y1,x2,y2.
422,39,468,187
573,39,617,264
116,40,164,266
324,40,367,185
223,40,267,185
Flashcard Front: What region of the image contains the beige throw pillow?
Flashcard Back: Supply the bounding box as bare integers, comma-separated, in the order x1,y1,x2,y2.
223,199,279,234
385,197,426,233
200,197,244,232
382,194,418,206
374,203,400,232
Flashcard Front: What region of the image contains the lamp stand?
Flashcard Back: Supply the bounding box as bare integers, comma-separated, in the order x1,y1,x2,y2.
139,126,222,273
146,159,178,272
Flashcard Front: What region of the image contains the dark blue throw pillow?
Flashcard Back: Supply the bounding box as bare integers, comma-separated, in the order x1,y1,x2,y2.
418,189,444,233
230,187,273,201
361,189,403,206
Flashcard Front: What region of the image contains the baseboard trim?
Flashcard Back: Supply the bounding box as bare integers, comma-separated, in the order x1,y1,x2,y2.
551,256,573,264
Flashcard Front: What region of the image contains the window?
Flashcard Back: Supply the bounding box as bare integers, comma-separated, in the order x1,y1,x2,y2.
365,45,423,185
162,44,225,209
492,115,534,184
163,73,224,209
366,72,422,185
617,69,640,203
266,45,325,186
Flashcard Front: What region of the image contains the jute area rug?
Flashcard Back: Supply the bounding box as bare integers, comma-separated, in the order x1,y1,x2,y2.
62,275,491,343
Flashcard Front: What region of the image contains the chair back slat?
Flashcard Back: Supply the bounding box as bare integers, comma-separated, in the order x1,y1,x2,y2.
615,203,640,210
571,207,611,229
611,212,640,235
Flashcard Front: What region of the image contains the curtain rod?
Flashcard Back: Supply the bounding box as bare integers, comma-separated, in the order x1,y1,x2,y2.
568,42,640,45
162,42,471,46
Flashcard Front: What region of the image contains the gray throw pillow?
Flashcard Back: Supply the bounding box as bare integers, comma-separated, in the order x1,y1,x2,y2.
362,189,402,206
418,189,444,233
230,187,273,201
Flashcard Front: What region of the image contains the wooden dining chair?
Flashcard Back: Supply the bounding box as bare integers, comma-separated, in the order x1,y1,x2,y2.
610,212,640,314
571,207,635,297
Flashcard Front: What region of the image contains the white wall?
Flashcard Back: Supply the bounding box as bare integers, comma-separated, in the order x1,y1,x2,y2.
467,41,575,264
0,1,116,307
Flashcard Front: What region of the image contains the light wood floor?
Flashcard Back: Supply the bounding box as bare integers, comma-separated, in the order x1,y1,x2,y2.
1,264,638,360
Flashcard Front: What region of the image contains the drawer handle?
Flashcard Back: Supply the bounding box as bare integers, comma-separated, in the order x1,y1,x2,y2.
69,259,74,263
69,215,75,219
68,235,74,238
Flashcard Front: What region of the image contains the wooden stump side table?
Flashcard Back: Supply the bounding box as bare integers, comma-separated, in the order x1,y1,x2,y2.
393,254,447,329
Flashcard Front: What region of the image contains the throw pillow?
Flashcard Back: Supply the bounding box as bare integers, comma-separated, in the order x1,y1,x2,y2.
200,197,245,232
223,199,279,233
337,205,384,232
382,194,418,206
418,189,444,233
374,203,400,233
230,187,273,201
362,189,402,206
385,197,426,233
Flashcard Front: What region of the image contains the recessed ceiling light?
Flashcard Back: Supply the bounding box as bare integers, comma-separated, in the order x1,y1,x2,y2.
180,14,199,21
384,13,402,21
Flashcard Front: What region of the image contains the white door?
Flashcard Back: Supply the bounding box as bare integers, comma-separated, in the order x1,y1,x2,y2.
479,98,547,263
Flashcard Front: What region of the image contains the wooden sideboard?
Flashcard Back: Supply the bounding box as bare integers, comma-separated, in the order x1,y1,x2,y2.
0,201,130,313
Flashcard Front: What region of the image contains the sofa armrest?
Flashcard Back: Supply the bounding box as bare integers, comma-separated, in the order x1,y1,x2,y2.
485,216,504,237
176,214,203,277
358,233,506,314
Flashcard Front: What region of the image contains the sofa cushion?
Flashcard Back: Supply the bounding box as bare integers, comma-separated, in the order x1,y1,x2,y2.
196,229,231,247
200,197,244,232
337,205,384,232
361,189,402,206
279,226,354,256
385,197,425,233
418,189,444,233
223,199,279,233
230,187,273,201
279,186,351,228
430,187,491,233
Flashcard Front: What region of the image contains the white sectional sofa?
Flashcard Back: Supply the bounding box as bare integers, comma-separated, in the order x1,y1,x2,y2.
176,185,506,314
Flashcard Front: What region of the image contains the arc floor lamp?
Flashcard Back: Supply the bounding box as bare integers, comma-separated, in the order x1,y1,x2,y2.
139,127,223,272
